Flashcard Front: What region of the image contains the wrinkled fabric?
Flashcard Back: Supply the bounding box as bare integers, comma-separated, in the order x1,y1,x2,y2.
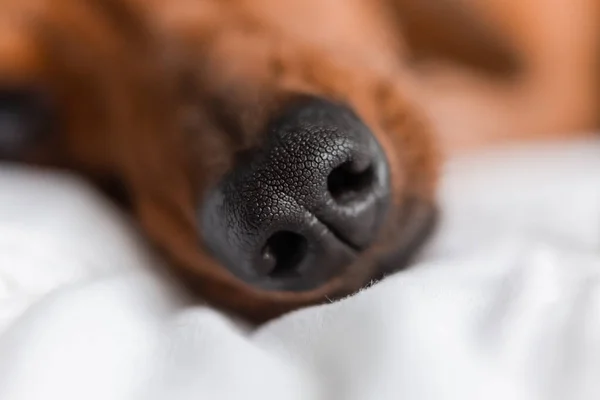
1,139,600,400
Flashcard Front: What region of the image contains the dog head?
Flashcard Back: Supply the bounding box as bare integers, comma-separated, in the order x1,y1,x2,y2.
0,0,439,322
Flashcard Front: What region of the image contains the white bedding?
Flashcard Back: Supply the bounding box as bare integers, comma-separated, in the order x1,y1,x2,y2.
1,139,600,400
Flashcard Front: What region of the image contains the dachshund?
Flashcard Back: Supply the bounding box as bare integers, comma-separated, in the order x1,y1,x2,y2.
1,0,598,323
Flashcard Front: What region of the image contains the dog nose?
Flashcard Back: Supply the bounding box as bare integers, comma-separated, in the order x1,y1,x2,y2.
201,96,391,291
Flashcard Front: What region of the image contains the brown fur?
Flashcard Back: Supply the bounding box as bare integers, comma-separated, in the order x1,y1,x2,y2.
1,0,598,322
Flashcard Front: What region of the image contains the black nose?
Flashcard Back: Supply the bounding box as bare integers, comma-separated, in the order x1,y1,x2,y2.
0,87,51,160
201,96,391,291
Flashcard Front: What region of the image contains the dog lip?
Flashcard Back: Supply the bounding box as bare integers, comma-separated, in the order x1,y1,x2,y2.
375,198,439,278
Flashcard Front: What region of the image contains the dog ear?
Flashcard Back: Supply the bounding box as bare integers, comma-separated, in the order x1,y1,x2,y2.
385,0,520,76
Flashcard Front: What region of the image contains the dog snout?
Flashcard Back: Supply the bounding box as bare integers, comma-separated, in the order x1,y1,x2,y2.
201,96,391,292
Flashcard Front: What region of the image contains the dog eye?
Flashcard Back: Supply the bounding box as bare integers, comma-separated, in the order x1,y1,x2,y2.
0,87,52,160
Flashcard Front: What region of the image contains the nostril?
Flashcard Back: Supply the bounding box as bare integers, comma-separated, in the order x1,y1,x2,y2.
260,231,308,278
327,159,376,204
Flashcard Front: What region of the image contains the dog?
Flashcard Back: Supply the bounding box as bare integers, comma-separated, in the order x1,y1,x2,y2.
1,0,598,323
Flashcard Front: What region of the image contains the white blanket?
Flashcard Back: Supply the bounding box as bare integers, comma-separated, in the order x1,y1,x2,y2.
1,139,600,400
